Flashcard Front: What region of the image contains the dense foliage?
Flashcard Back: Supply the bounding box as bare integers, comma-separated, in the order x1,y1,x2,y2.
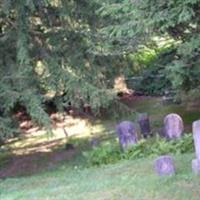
98,0,200,96
0,0,199,139
0,0,130,139
126,47,176,96
83,134,194,166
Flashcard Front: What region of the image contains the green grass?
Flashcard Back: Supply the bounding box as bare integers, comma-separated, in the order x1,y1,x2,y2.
1,153,200,200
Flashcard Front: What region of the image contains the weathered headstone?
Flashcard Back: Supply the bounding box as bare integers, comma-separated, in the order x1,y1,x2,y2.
138,113,151,138
116,121,137,150
192,120,200,175
163,113,184,139
192,159,200,175
154,155,176,176
193,120,200,160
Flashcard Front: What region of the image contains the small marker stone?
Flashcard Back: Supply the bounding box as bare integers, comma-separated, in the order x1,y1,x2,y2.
154,155,175,176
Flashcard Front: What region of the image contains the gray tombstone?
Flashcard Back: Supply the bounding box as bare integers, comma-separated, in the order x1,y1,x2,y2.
193,120,200,160
192,120,200,174
138,113,151,138
163,113,184,139
116,121,138,151
192,159,200,175
154,155,176,176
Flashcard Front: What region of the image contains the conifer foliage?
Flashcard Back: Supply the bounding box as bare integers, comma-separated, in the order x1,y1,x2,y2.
98,0,200,96
0,0,200,140
0,0,122,139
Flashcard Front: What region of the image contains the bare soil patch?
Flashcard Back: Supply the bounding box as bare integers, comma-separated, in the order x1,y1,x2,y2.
0,148,76,179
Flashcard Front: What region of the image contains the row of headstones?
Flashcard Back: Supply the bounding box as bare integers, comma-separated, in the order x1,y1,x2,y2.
155,120,200,176
116,113,184,150
116,114,200,176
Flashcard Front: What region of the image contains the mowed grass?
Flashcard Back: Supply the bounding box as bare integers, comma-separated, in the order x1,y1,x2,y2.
1,153,200,200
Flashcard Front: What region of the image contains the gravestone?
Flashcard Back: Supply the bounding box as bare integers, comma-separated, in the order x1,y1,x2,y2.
138,113,151,138
116,121,137,151
163,113,184,139
192,159,200,175
192,120,200,175
154,155,176,176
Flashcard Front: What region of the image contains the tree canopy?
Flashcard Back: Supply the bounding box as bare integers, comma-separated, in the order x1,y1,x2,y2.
0,0,200,140
98,0,200,95
0,0,122,138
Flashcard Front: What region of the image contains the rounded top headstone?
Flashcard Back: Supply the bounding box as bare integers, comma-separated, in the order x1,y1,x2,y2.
116,121,137,150
163,113,184,139
116,121,136,138
117,120,135,127
164,113,183,123
154,155,175,176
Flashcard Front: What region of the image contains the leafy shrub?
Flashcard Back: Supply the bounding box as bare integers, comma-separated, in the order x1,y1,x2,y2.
127,47,176,96
83,134,194,166
83,141,121,166
137,72,171,96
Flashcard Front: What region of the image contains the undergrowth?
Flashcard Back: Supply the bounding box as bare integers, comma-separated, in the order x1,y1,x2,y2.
83,134,194,166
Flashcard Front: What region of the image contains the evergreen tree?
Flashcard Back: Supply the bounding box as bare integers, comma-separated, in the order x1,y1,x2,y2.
98,0,200,98
1,0,199,140
0,0,129,140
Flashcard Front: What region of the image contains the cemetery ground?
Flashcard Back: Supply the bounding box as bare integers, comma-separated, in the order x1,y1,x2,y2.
0,97,200,199
1,153,200,200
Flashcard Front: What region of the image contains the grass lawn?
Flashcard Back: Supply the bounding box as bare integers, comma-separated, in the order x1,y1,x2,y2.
1,153,200,200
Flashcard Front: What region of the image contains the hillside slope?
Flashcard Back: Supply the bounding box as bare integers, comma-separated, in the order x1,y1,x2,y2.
0,153,200,200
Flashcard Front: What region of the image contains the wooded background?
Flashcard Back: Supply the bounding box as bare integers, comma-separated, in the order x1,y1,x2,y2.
0,0,199,139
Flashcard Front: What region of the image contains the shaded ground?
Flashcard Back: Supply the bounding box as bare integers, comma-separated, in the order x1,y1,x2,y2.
0,148,76,178
0,110,114,178
0,114,94,179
